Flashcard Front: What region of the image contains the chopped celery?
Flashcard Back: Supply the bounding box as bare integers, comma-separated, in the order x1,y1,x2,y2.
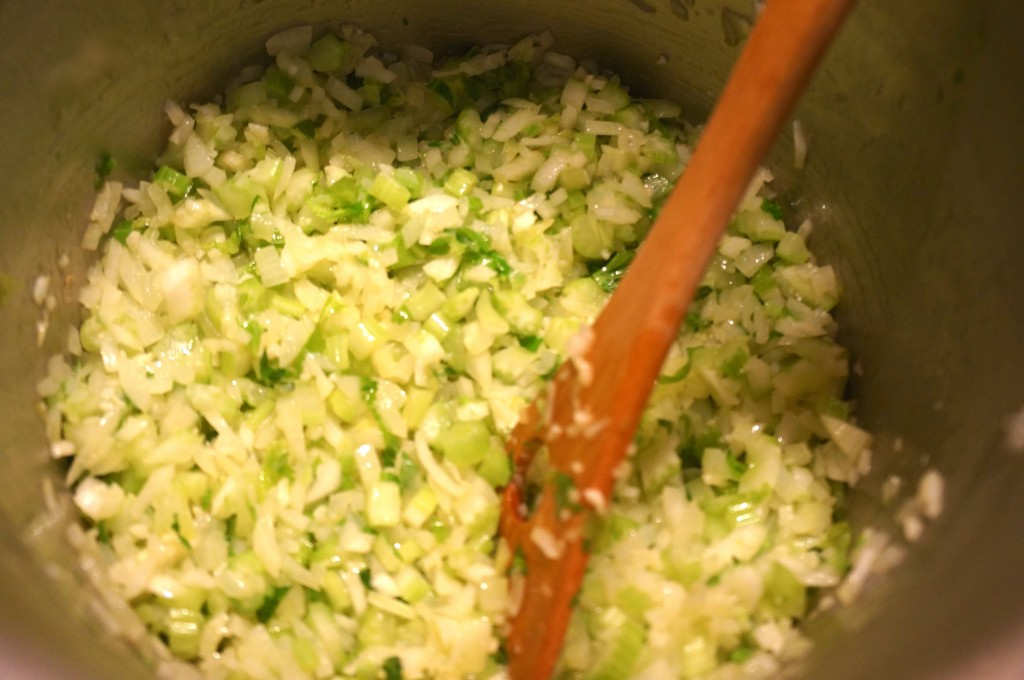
405,283,446,321
310,176,378,224
349,319,386,360
443,168,479,197
762,561,807,618
643,133,679,165
154,165,192,199
166,608,203,659
477,446,511,487
292,637,319,673
434,420,494,468
369,173,411,211
396,567,431,603
367,480,402,527
573,132,598,161
427,78,455,111
587,607,645,680
736,208,786,242
308,33,348,73
440,288,480,322
402,485,438,528
264,65,296,103
777,231,811,264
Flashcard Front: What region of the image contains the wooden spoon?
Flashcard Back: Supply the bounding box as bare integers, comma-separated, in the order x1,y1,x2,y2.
499,1,857,677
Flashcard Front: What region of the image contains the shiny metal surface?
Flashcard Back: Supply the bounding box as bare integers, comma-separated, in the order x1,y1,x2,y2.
0,1,1021,678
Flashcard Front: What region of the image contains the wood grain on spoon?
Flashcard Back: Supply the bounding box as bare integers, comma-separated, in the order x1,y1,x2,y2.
499,1,858,678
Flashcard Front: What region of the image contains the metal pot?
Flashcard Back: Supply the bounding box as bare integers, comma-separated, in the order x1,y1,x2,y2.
1,1,1022,678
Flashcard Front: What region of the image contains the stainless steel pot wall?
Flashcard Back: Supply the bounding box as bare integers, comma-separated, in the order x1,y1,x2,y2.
1,1,1022,679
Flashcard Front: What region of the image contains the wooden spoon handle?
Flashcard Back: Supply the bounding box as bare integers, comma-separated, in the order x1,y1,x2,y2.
501,1,857,678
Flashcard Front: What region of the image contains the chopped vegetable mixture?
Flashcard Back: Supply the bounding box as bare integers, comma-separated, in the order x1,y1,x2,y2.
40,25,872,680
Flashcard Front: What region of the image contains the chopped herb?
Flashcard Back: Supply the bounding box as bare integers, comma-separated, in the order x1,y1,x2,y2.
256,586,291,623
96,521,111,544
677,425,723,468
383,656,403,680
761,198,784,220
478,251,512,277
111,220,134,245
264,65,296,103
427,79,454,108
553,471,581,513
725,452,748,478
540,360,561,381
308,176,378,224
254,352,295,386
454,227,491,250
426,237,452,255
360,377,378,401
398,455,419,489
94,151,116,188
516,334,543,352
590,249,635,292
512,548,528,575
171,516,193,551
198,417,218,442
684,311,712,332
359,568,372,589
695,285,714,300
455,227,513,277
441,364,464,379
262,446,294,485
657,348,696,384
294,119,317,139
721,349,748,379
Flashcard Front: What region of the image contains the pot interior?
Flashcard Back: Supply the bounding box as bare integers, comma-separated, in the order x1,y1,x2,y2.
1,1,1022,679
